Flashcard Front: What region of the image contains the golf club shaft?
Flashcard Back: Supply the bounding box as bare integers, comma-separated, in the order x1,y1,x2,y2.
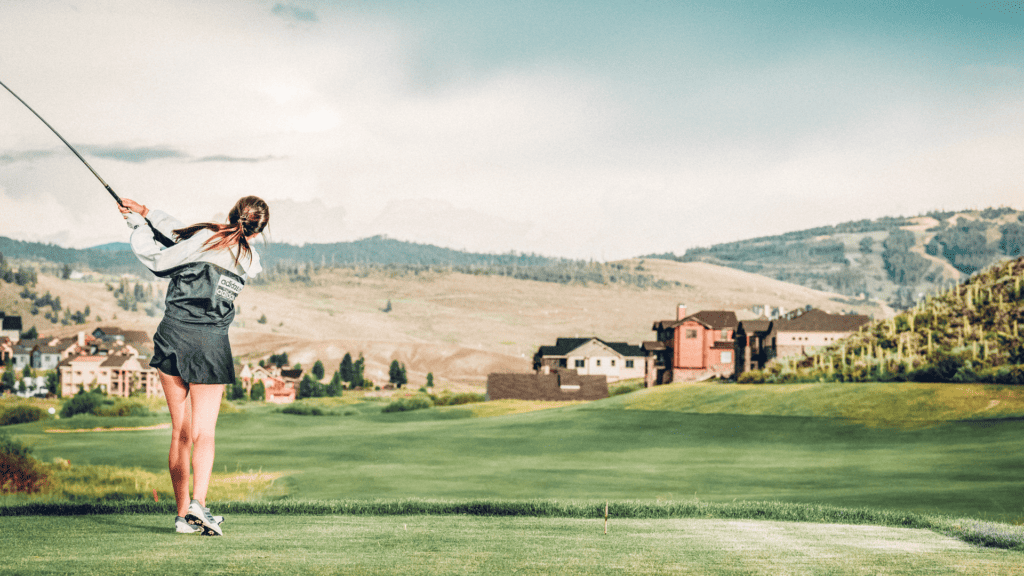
0,78,123,206
1,77,176,247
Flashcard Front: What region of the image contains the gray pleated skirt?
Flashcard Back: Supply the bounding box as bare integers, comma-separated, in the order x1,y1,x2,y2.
150,319,235,384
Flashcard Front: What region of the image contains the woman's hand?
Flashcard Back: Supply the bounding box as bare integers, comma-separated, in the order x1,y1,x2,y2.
118,198,149,218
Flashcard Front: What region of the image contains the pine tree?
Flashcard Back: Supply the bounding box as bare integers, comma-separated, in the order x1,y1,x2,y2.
312,360,325,380
389,360,408,388
351,355,365,389
250,380,265,401
326,371,343,397
340,353,353,382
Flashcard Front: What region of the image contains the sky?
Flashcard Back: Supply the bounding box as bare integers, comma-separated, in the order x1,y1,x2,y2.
1,0,1023,260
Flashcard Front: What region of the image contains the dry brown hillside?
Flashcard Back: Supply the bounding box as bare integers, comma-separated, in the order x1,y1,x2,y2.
2,260,887,389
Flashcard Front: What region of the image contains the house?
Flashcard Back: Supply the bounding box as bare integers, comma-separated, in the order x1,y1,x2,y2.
57,328,160,397
487,369,608,401
645,305,738,384
262,373,297,404
0,313,22,343
31,345,64,371
11,342,34,371
772,308,870,357
102,355,162,398
47,333,92,359
733,319,775,376
534,338,646,383
58,355,112,395
240,364,295,403
732,308,872,378
90,327,152,361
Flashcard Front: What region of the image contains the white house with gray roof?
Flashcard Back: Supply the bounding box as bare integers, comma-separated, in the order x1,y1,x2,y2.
535,337,646,383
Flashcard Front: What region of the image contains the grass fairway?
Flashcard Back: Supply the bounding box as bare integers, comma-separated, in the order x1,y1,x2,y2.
1,514,1020,575
11,393,1024,523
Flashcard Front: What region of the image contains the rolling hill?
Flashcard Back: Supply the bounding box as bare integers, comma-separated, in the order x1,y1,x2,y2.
655,207,1024,308
1,254,887,389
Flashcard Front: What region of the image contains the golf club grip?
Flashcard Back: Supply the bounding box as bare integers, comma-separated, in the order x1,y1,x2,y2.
105,184,124,206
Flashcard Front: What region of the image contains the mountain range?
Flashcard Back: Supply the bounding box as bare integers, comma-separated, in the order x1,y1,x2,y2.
3,206,1022,310
648,207,1024,308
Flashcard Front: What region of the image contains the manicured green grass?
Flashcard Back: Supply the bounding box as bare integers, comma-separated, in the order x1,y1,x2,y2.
9,395,1024,525
1,514,1021,576
616,381,1024,426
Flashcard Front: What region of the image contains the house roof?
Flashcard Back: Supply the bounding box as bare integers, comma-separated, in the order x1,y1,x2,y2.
538,337,644,358
1,316,22,331
642,341,666,352
59,355,107,367
774,309,870,333
101,355,134,368
35,345,64,355
688,311,739,330
654,310,738,331
735,319,773,336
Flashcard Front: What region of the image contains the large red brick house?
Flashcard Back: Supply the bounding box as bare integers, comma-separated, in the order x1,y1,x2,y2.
645,305,738,384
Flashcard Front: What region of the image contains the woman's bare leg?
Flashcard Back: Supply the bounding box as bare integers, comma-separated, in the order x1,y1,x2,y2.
189,384,225,507
159,370,192,517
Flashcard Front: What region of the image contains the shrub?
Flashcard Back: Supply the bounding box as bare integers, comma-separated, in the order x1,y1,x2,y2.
382,395,434,413
281,404,326,416
60,390,105,418
0,452,49,494
251,380,266,401
985,365,1024,385
0,405,49,426
0,431,48,495
432,392,487,406
0,430,31,458
609,382,643,396
736,369,769,384
92,401,151,418
909,350,972,383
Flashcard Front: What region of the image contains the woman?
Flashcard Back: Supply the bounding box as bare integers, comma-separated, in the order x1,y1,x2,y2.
120,196,269,536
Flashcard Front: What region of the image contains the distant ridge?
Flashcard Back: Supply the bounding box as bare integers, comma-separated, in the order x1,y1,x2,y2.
646,207,1024,308
1,234,572,275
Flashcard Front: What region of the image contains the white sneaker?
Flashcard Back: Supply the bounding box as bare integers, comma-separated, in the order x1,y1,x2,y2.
184,499,224,536
175,516,198,534
175,514,224,533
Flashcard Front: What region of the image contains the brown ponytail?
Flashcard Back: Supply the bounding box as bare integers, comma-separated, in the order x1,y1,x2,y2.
173,196,270,266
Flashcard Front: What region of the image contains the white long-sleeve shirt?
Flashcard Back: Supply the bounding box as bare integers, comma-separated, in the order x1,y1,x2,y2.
127,210,262,329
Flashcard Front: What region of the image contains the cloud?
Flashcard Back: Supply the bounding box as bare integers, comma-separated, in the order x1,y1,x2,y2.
271,3,318,23
81,145,188,163
0,149,58,164
193,154,281,164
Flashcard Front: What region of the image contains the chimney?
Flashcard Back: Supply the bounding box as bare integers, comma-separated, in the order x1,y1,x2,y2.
77,331,85,348
676,304,687,321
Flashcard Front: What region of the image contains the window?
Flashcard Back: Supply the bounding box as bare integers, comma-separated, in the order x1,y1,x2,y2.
625,360,634,368
596,359,601,367
558,359,567,368
721,351,733,363
685,329,698,339
575,359,585,368
610,360,616,367
721,329,729,340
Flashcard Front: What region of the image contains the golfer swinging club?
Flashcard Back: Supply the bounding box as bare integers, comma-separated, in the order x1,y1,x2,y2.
119,195,269,536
